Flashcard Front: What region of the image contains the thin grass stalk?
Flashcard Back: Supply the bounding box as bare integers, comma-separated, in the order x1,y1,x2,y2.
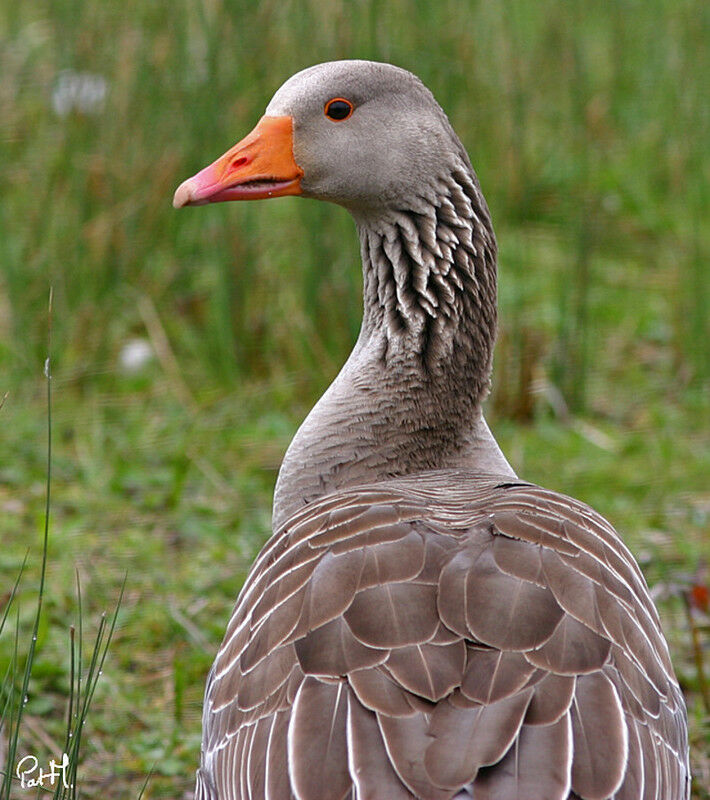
0,564,27,749
137,765,154,800
0,613,21,786
64,626,75,758
54,576,124,800
0,554,27,641
0,289,53,799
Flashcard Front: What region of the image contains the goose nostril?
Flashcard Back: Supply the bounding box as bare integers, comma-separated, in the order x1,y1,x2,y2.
231,156,248,170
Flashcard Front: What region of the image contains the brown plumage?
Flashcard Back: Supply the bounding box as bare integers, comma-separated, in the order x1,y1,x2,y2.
192,475,687,800
174,60,690,799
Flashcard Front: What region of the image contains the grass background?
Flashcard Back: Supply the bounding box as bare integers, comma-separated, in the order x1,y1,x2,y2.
1,0,708,796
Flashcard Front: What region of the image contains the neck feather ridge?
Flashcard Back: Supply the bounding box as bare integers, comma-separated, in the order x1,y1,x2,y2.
358,157,497,385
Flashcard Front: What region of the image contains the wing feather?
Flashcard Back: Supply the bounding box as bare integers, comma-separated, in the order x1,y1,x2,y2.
346,691,416,799
461,647,535,704
288,677,351,800
424,688,533,788
377,711,451,800
463,547,564,650
614,714,644,800
471,713,572,800
350,530,426,586
349,666,419,717
344,583,439,647
385,640,466,701
524,614,611,674
265,710,294,800
294,617,388,675
525,671,576,725
570,671,627,798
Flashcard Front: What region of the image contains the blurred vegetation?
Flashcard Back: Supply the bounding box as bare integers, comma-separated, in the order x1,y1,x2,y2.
0,0,708,797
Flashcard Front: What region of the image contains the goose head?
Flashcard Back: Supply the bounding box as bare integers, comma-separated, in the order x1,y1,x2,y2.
173,60,467,214
172,61,506,529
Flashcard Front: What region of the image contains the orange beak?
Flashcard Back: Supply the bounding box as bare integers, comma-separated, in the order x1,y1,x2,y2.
173,115,303,208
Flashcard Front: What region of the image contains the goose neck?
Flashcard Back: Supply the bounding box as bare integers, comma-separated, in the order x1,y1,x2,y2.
272,165,513,529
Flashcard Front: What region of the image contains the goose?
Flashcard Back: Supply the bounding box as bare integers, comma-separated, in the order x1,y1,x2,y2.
173,60,690,800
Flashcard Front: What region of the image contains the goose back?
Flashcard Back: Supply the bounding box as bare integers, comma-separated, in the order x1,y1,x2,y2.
194,471,689,800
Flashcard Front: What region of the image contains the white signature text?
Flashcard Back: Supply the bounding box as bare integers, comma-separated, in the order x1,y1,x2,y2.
16,753,70,790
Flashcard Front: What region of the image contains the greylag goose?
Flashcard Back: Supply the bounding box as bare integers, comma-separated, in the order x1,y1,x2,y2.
173,60,690,800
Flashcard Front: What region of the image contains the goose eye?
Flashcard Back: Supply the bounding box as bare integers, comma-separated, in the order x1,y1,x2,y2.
324,98,354,121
